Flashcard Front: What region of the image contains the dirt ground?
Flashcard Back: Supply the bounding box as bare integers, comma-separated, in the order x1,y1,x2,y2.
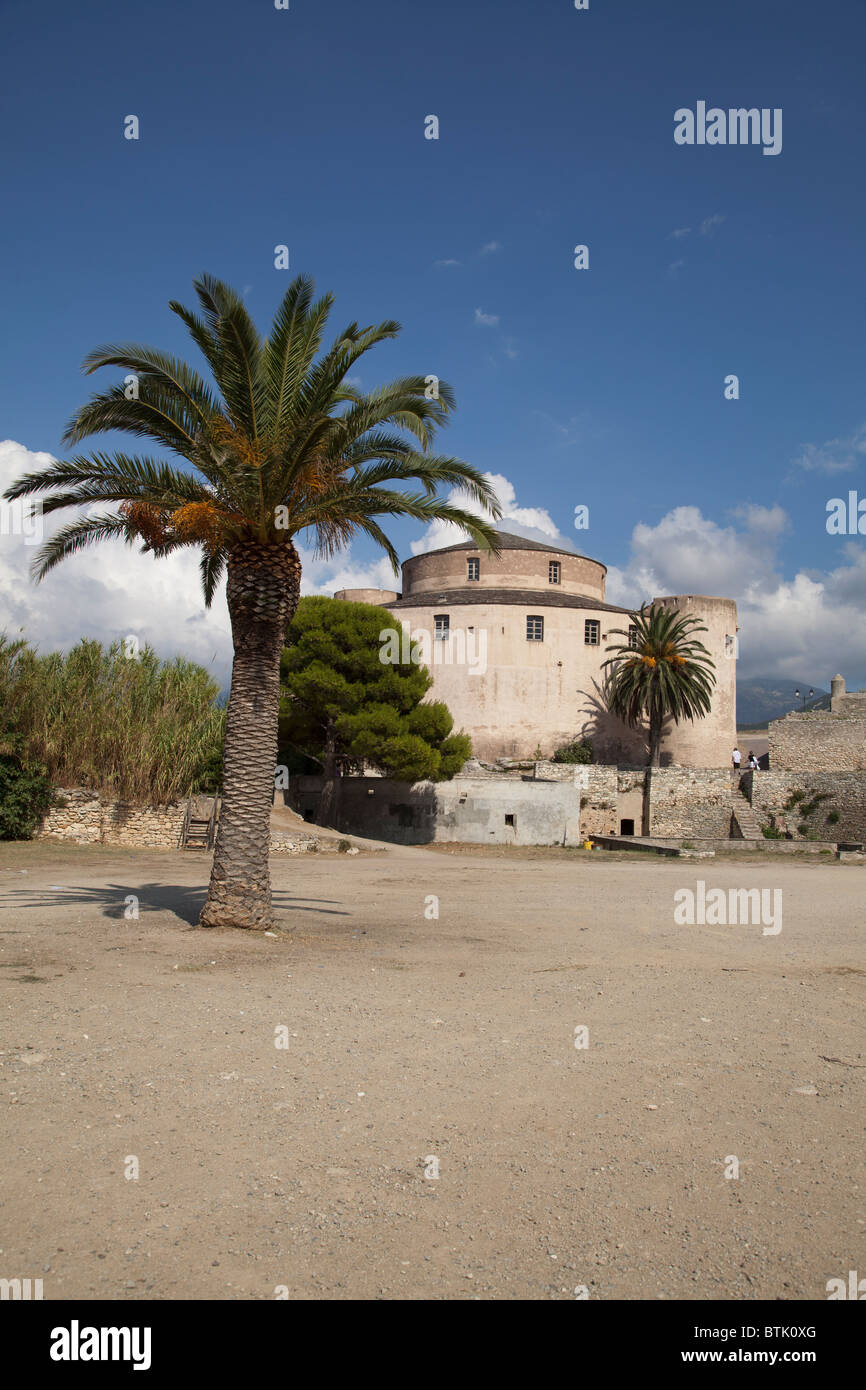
0,839,863,1301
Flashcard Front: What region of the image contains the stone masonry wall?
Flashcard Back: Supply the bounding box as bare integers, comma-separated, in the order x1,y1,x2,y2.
533,762,620,837
38,789,186,848
647,768,734,839
769,711,866,772
37,789,325,853
744,771,866,843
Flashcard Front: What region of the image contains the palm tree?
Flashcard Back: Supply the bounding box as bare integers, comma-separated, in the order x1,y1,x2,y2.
4,274,502,928
603,603,716,834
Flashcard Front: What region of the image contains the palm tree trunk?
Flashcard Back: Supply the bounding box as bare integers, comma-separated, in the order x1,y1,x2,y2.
641,718,663,836
200,542,300,930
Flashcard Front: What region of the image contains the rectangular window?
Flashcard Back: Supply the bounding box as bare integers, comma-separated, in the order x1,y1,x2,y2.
434,614,450,641
467,557,479,581
628,624,639,650
548,561,561,585
526,615,544,641
584,619,600,646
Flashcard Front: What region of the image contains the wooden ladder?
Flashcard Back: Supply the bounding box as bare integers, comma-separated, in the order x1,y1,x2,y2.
180,796,219,850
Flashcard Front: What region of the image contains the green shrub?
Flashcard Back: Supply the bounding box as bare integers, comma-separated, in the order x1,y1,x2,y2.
762,824,784,839
0,754,52,840
552,738,593,765
826,810,840,825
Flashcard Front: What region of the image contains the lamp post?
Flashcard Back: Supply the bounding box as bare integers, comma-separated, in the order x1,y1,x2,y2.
794,687,814,711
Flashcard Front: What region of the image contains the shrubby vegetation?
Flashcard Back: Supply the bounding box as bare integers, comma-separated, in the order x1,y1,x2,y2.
0,753,52,840
552,738,593,765
0,633,224,810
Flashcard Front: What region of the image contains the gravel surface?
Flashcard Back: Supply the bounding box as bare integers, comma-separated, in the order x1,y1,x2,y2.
0,840,863,1301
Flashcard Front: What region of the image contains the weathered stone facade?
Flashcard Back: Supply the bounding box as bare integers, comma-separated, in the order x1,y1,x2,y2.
768,674,866,773
743,771,866,843
646,768,734,839
290,772,584,847
289,764,738,844
769,709,866,772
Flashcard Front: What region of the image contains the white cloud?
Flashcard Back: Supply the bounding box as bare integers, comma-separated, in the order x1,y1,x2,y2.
433,258,462,268
605,502,866,685
792,422,866,475
699,213,725,236
300,551,399,596
480,240,502,255
474,307,500,327
410,470,574,556
667,259,686,276
669,227,691,239
0,441,233,684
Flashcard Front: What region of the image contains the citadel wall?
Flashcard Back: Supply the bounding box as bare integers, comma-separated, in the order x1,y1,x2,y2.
769,678,866,772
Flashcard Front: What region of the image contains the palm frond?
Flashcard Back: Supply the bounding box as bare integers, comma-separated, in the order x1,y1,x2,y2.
29,513,132,582
264,276,333,432
192,274,266,440
199,547,227,608
71,345,217,437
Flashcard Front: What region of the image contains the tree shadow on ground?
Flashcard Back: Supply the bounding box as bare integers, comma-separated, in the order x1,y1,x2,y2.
0,882,349,928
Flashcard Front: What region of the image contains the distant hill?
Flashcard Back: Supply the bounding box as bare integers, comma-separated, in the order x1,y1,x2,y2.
737,677,829,728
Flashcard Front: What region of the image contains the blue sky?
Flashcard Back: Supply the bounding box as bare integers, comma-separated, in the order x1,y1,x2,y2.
1,0,865,687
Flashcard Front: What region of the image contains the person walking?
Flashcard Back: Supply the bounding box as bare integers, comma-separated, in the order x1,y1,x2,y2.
748,751,759,771
732,746,741,771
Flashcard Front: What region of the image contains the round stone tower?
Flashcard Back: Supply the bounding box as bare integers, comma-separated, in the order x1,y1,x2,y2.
652,594,738,767
830,673,846,710
328,538,738,767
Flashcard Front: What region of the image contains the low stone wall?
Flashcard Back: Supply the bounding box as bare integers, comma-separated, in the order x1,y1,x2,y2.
38,790,185,848
768,710,866,772
37,789,326,853
744,771,866,842
45,769,863,852
37,788,105,843
646,768,734,839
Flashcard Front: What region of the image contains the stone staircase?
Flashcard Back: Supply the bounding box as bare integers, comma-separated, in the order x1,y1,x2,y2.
730,788,764,840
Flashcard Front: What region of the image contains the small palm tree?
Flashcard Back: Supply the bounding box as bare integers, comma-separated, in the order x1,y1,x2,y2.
4,274,502,928
603,603,716,833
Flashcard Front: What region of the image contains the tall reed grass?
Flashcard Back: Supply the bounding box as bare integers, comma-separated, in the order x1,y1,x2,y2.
0,633,224,803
